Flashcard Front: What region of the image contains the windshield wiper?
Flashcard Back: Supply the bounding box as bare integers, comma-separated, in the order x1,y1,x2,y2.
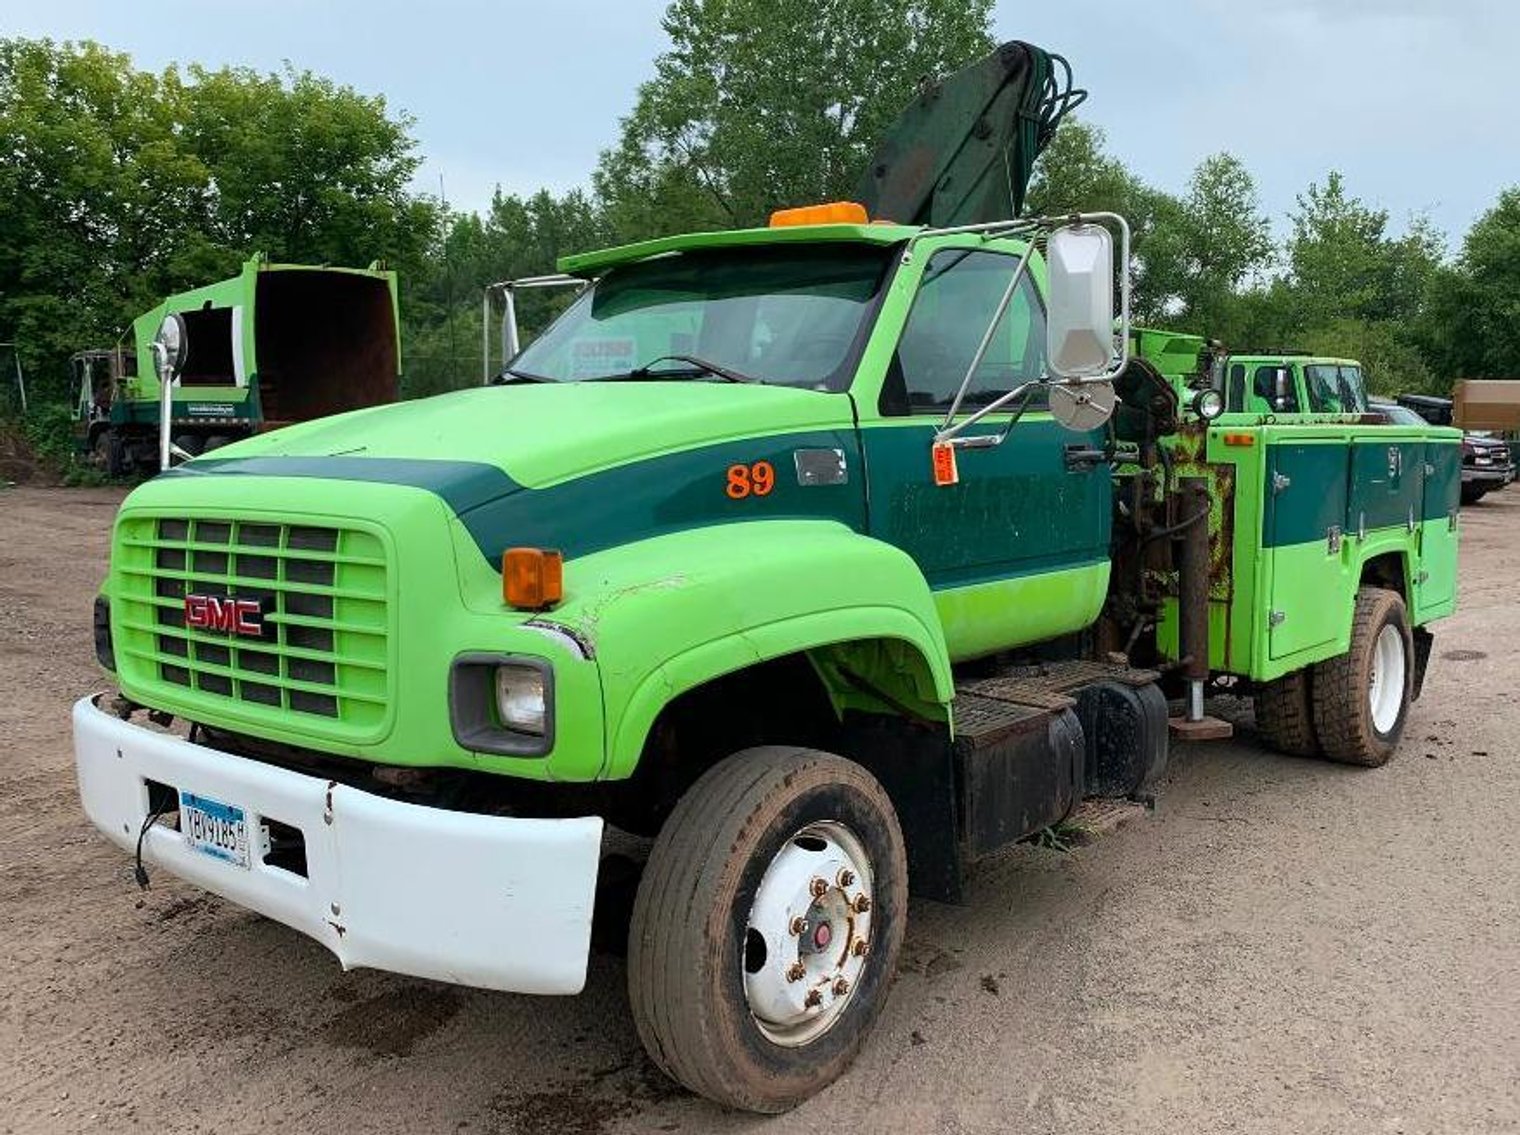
600,354,759,385
493,367,558,385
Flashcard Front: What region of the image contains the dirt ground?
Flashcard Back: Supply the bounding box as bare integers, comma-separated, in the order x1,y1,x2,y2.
2,483,1517,1135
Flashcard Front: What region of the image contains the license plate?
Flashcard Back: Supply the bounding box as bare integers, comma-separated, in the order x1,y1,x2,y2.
180,791,251,869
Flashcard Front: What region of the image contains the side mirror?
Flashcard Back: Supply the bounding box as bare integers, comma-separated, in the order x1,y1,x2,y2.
1045,224,1116,378
153,313,188,382
153,313,189,471
1273,367,1290,411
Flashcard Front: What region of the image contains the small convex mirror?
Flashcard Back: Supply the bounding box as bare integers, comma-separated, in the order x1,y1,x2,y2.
154,313,188,382
1045,224,1116,378
1049,379,1116,431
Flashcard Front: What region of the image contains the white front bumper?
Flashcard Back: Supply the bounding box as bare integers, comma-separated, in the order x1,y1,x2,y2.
73,695,603,994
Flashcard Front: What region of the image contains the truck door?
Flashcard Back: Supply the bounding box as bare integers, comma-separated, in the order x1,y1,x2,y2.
861,247,1111,660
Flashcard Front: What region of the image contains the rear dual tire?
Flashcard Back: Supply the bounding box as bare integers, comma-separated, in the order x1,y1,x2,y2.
1255,587,1414,767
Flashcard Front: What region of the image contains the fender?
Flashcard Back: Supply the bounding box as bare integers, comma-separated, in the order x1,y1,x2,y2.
542,520,954,779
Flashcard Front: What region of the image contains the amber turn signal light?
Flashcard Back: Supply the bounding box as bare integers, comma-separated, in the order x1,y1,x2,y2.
503,547,564,610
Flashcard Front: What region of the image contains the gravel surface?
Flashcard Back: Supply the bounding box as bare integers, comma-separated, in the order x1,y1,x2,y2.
2,483,1516,1134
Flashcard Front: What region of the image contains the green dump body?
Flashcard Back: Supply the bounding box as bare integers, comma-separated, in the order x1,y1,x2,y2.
76,256,400,470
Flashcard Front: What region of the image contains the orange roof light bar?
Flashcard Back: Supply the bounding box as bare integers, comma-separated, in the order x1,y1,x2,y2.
768,201,870,228
503,547,564,610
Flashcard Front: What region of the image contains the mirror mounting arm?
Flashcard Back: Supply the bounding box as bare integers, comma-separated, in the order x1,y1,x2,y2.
483,274,590,385
929,211,1132,450
936,242,1039,432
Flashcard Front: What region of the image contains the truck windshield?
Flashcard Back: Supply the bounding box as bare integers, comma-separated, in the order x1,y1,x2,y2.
1304,364,1369,414
510,244,893,391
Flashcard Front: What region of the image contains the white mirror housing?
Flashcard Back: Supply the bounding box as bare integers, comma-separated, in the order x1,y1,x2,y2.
1045,224,1115,378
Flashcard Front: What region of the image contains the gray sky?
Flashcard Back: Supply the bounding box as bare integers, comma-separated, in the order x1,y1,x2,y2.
4,0,1515,248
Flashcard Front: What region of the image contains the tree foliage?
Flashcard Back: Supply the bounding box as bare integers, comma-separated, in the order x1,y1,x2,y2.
0,38,438,404
1143,154,1273,332
1417,188,1520,381
595,0,994,239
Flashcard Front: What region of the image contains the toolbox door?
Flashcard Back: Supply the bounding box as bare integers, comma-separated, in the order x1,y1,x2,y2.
1264,440,1350,661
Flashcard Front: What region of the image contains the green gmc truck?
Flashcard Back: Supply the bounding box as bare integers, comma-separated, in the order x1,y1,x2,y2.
73,255,401,476
74,42,1460,1112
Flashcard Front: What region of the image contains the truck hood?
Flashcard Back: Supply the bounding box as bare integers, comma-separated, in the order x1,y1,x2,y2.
164,380,868,569
199,381,857,489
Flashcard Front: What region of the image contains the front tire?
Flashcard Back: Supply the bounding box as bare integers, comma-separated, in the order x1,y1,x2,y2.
1311,587,1413,766
627,746,907,1113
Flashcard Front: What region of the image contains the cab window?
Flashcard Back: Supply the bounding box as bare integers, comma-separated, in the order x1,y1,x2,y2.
881,248,1046,415
1304,364,1366,413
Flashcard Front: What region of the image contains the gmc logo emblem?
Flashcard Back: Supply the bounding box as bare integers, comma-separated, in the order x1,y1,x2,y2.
184,594,267,637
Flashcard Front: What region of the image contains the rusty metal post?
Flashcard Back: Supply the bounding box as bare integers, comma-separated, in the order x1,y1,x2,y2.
1177,476,1211,722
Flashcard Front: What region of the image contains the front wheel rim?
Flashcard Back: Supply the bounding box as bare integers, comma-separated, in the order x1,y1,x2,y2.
742,820,874,1048
1368,623,1407,734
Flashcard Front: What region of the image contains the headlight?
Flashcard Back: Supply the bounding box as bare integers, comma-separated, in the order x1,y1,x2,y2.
495,664,546,734
448,654,554,756
1192,387,1226,422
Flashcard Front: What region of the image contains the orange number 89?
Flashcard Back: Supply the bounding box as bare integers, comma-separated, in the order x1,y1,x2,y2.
726,460,776,499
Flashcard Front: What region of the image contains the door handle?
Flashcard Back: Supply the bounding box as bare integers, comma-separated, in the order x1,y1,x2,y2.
1063,444,1107,471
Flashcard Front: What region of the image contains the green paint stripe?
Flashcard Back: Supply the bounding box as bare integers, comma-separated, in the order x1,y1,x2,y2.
168,456,517,514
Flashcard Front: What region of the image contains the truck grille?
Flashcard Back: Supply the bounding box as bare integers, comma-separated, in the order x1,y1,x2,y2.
113,515,392,737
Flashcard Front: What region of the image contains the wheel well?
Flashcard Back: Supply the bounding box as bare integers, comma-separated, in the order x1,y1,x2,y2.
609,653,840,835
609,640,951,835
1360,552,1407,598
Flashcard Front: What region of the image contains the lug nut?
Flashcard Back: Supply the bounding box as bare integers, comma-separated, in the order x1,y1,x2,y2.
837,868,855,887
810,877,829,898
804,989,823,1008
789,916,806,936
852,939,870,958
852,893,872,914
833,978,850,997
786,962,806,983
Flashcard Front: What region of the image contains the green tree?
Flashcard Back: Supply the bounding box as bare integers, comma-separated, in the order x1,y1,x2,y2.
595,0,994,240
1141,153,1273,335
176,63,437,279
1025,119,1175,322
0,39,205,396
405,188,615,396
1418,187,1520,381
1282,171,1441,327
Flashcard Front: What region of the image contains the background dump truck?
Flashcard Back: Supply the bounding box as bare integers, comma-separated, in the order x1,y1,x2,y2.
73,41,1460,1113
73,254,401,475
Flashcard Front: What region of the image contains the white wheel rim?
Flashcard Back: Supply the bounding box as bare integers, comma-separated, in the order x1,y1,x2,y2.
742,821,874,1048
1368,623,1406,735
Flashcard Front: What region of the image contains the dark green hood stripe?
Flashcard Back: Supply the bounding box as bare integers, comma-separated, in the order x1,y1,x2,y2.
169,434,866,564
167,456,519,514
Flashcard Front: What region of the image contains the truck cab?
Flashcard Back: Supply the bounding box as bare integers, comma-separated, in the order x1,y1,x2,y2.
1223,353,1369,417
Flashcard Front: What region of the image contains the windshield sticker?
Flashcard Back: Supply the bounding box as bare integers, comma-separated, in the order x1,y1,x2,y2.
571,337,637,379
